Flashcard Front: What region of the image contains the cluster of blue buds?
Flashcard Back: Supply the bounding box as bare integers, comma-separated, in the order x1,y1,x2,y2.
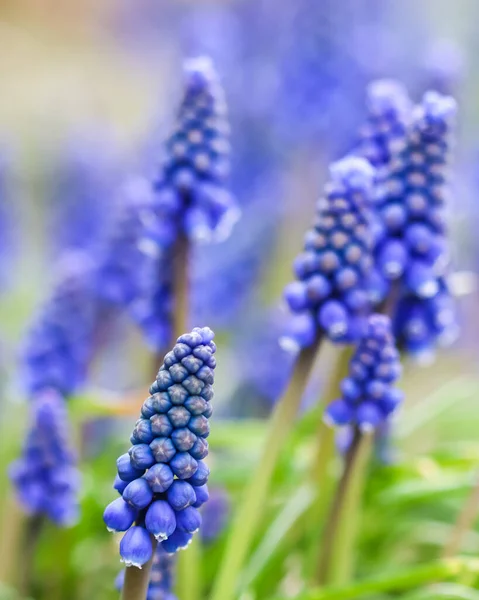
103,327,215,567
354,79,411,171
22,251,96,397
325,314,403,431
150,56,238,248
9,389,80,526
283,156,376,349
116,546,177,600
372,90,458,357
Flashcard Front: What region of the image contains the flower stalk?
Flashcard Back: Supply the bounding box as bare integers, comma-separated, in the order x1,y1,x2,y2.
210,336,322,600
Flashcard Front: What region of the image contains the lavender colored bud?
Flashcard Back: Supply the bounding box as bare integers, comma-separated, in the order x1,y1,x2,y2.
103,498,137,532
379,388,404,414
356,403,383,432
117,453,145,482
150,437,177,463
155,370,174,391
171,428,197,452
340,377,361,402
284,281,308,312
318,300,348,339
123,478,154,509
188,416,210,437
377,240,408,279
189,437,209,460
405,261,438,298
144,463,174,493
170,452,198,479
175,506,202,533
281,312,316,352
187,461,210,487
129,444,155,470
166,480,196,511
145,500,177,540
120,526,153,568
192,484,209,508
162,530,193,553
324,399,352,427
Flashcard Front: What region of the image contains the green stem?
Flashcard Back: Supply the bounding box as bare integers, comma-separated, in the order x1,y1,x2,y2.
18,514,44,596
0,494,24,587
284,557,479,600
307,346,354,583
443,470,479,558
210,337,322,600
177,536,201,600
317,429,373,586
121,538,158,600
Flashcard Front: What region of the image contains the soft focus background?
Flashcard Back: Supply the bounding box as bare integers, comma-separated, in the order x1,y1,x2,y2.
1,1,479,598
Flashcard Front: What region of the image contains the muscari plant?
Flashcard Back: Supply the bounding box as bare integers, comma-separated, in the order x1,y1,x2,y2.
4,50,479,600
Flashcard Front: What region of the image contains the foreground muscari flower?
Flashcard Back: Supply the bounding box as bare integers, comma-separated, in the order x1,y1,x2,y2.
116,545,177,600
9,389,80,525
103,327,215,567
283,156,376,349
150,56,238,247
325,314,403,431
22,251,96,397
354,79,412,172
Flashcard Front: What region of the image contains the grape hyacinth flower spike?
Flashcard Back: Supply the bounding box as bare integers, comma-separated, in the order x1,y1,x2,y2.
283,156,376,349
150,56,238,248
9,389,80,526
324,314,403,432
103,327,215,575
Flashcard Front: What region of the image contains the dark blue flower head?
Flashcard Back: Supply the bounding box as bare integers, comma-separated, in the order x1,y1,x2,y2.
116,545,177,600
354,79,412,170
324,314,403,432
151,57,238,246
9,389,80,526
104,327,215,567
22,251,96,397
283,156,376,349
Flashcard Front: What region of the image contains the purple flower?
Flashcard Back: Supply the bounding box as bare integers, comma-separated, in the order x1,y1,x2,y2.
21,251,97,397
283,156,376,349
200,487,230,545
9,389,80,526
103,327,216,566
324,314,403,432
150,57,238,247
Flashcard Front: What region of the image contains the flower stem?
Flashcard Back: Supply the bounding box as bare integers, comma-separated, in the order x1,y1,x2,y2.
0,494,24,587
306,346,354,583
317,428,373,586
443,470,479,558
210,336,322,600
18,514,44,596
121,538,158,600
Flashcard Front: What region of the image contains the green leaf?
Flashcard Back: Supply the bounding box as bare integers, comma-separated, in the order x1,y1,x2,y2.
240,484,315,590
401,583,479,599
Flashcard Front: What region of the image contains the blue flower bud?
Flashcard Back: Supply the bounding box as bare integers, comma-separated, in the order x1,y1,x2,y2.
324,399,353,427
175,506,201,533
123,478,154,509
114,474,128,495
150,438,177,463
170,453,198,480
167,480,197,511
192,484,209,508
171,428,197,452
144,464,174,493
150,414,173,437
104,498,137,532
145,500,177,540
162,530,193,554
129,444,156,470
187,461,210,487
120,526,153,568
117,453,146,482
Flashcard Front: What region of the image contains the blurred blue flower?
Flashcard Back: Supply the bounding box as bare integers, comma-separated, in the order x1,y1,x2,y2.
104,327,216,566
200,487,230,545
325,314,403,431
283,156,376,349
21,251,97,397
9,389,80,526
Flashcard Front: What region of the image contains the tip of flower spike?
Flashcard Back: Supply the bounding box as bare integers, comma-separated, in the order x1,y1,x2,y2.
420,90,457,124
184,56,217,92
367,79,411,117
329,156,375,194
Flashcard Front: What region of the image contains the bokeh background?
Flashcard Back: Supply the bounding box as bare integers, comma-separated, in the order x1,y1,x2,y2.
2,1,479,599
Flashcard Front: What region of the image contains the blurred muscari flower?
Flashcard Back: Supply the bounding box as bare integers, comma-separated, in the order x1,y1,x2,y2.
9,389,80,526
353,79,412,172
372,91,458,357
48,131,119,253
325,314,403,431
116,545,178,600
283,156,376,349
103,327,215,566
22,251,97,397
149,56,238,248
420,38,465,97
200,487,230,545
